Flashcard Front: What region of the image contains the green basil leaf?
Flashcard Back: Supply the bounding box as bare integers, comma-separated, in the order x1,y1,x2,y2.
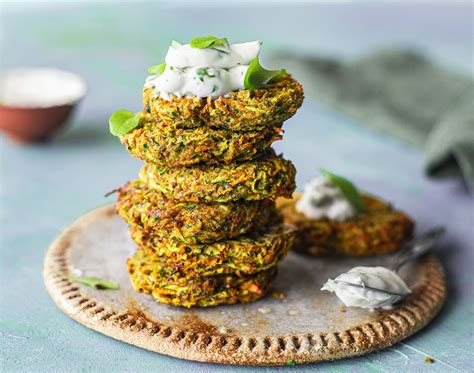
244,57,284,89
320,168,367,213
109,109,141,137
274,68,287,79
286,360,296,366
171,40,181,48
147,63,166,75
60,273,119,290
189,36,228,49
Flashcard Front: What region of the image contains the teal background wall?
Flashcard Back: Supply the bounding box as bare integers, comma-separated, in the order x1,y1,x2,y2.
1,2,473,372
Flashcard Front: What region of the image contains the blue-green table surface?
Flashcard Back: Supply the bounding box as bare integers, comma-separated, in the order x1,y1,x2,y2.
1,2,473,372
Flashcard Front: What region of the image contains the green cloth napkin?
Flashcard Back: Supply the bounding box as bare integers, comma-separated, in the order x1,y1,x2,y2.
273,50,474,193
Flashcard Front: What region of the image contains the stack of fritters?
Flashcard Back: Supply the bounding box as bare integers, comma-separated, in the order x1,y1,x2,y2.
116,75,304,307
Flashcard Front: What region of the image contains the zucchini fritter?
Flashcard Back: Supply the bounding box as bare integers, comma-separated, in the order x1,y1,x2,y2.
120,120,283,167
143,75,304,132
116,180,277,244
129,223,295,277
139,152,296,203
127,252,277,308
277,193,414,256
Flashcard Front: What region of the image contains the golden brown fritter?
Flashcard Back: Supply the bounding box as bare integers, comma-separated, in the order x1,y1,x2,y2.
138,151,296,203
142,75,304,132
129,223,295,277
277,193,414,256
127,251,277,308
120,120,282,167
116,180,277,244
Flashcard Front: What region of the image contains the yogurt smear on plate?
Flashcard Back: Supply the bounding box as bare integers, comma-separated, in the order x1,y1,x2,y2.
322,266,411,309
145,41,262,100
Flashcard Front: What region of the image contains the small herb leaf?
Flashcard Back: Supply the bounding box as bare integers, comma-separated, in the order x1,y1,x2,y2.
196,68,216,81
213,181,230,187
320,168,367,212
147,62,166,75
244,57,284,89
109,109,141,137
171,40,181,48
60,273,119,290
189,36,228,49
274,68,287,79
286,359,296,366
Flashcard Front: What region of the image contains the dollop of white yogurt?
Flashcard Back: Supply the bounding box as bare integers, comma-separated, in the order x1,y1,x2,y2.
145,41,262,100
165,41,261,68
295,177,357,221
321,266,411,309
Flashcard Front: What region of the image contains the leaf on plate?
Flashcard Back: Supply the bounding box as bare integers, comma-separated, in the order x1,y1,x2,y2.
59,273,119,290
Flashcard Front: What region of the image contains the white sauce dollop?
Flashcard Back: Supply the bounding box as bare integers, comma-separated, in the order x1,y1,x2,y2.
321,266,411,309
165,41,261,68
145,41,262,100
295,177,357,221
0,68,86,108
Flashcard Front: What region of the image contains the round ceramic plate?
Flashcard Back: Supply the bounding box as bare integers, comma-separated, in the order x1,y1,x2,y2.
43,205,446,366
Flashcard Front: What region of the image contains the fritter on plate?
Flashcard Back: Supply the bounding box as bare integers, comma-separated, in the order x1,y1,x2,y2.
127,252,277,308
277,193,414,256
139,152,296,203
129,223,295,277
116,180,277,244
120,119,283,167
143,75,304,132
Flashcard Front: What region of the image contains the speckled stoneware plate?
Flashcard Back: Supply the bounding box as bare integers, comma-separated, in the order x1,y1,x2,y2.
43,205,446,366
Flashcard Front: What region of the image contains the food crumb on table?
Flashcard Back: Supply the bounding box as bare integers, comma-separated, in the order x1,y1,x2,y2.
272,291,286,299
258,307,272,314
424,357,434,363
